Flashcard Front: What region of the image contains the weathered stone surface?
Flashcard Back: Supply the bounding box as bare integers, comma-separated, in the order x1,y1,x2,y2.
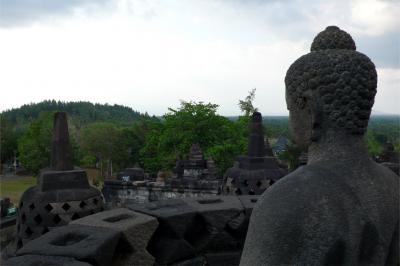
38,170,90,191
4,254,92,266
223,112,287,196
17,224,120,266
126,197,249,265
170,256,207,266
237,195,259,218
171,144,218,180
381,162,399,176
248,112,267,157
240,26,399,266
51,112,73,171
150,237,196,265
71,208,158,266
233,196,260,239
311,25,356,51
205,252,242,266
127,199,197,264
16,184,103,248
183,196,243,229
0,224,16,256
379,142,400,175
102,179,221,205
183,196,245,253
117,167,145,182
127,199,196,238
9,195,257,266
15,112,104,248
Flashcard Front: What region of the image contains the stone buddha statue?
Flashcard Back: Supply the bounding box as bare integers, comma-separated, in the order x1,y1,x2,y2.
240,26,399,265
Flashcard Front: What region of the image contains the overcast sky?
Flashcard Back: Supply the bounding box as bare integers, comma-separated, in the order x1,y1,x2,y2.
0,0,398,116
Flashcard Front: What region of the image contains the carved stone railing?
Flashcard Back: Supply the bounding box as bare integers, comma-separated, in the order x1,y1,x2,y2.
5,195,259,266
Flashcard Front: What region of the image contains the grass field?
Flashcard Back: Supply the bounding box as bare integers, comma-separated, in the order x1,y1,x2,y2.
0,176,36,204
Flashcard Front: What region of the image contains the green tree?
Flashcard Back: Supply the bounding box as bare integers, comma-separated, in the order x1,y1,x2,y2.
365,130,383,157
278,142,302,171
80,122,120,179
79,121,149,178
238,88,258,117
1,116,23,165
17,112,54,175
140,101,247,175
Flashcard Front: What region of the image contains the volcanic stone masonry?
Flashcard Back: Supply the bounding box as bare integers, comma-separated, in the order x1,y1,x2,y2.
179,144,217,180
14,112,104,251
4,195,259,266
378,142,399,175
223,111,287,195
240,26,399,265
102,144,221,205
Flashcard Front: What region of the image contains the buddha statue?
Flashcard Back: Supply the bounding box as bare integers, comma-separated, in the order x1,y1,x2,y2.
240,26,399,265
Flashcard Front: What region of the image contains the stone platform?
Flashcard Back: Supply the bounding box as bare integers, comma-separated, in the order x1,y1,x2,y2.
5,195,259,266
103,179,221,205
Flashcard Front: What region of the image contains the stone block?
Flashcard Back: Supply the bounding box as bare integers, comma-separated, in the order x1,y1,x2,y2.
170,256,207,266
183,196,243,229
238,195,259,218
127,199,197,264
38,170,90,191
182,196,244,253
4,255,92,266
205,252,242,266
71,208,158,266
17,224,120,266
149,237,195,265
127,199,196,238
117,168,145,182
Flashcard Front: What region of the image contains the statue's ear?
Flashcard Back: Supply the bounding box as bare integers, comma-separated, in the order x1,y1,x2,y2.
310,98,323,141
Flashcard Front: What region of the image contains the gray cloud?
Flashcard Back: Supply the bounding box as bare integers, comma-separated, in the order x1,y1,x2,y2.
0,0,111,27
356,33,399,68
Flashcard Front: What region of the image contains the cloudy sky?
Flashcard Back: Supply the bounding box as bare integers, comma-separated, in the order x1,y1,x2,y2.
0,0,398,115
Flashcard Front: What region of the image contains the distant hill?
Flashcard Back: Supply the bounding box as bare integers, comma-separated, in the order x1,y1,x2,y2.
1,100,153,127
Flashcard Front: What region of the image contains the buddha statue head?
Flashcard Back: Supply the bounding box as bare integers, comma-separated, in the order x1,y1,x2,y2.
285,26,377,149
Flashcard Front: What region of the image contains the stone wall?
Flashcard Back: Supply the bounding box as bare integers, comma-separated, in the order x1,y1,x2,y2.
103,180,221,205
4,195,258,266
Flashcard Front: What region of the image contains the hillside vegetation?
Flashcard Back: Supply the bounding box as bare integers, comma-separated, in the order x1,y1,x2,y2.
2,100,149,127
1,99,398,180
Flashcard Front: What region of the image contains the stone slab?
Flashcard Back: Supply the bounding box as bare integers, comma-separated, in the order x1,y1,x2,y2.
127,200,197,264
181,196,245,253
4,255,92,266
71,208,158,266
17,224,120,266
170,256,207,266
38,170,90,191
238,195,259,217
183,196,243,229
205,252,242,266
127,199,196,238
149,237,195,265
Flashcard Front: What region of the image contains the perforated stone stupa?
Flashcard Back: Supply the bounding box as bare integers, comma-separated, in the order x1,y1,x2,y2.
223,112,287,195
172,144,217,180
15,112,104,249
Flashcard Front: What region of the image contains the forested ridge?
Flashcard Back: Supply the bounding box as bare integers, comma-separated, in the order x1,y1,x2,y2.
1,98,399,180
1,100,150,127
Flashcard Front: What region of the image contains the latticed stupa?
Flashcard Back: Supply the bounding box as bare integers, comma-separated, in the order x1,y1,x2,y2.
15,112,104,249
223,112,287,195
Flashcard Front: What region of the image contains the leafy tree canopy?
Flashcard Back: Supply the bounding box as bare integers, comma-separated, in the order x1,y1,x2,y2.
17,112,54,175
140,101,247,175
238,88,258,117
